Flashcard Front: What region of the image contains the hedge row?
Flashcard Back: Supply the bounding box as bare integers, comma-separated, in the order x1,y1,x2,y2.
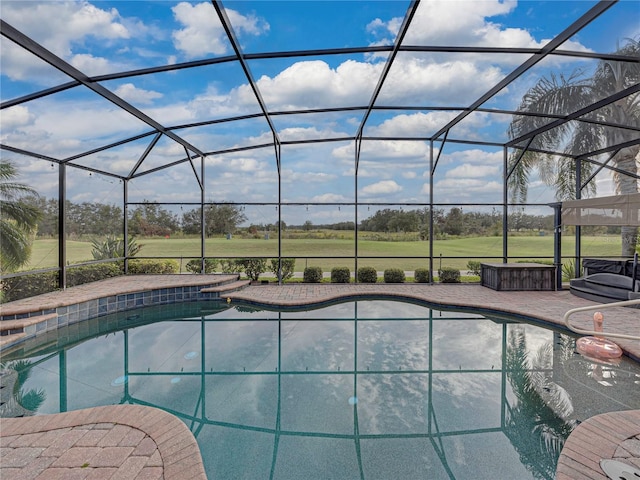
300,266,460,284
1,260,179,303
182,258,462,285
186,258,296,281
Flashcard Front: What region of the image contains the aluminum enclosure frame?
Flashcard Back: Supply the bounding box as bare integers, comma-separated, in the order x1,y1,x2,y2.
1,0,639,287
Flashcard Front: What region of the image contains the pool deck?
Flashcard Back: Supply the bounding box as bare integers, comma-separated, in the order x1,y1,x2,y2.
1,278,639,479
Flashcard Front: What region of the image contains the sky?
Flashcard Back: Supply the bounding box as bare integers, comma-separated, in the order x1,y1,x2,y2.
1,0,638,226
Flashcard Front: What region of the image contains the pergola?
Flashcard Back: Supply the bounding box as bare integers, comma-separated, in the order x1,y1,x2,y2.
1,0,639,287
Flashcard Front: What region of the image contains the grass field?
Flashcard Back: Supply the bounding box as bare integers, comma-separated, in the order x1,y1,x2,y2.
24,234,622,273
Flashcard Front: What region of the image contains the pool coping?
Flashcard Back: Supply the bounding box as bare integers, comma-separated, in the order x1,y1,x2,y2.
0,405,206,479
556,409,640,480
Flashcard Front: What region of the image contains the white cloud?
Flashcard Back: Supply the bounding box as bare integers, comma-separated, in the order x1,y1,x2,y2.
226,7,269,36
0,98,149,159
378,57,506,105
171,3,268,58
277,126,349,142
445,163,500,179
435,178,502,195
366,112,459,137
250,60,382,110
69,53,113,76
0,105,35,130
402,1,523,46
366,18,387,34
333,140,429,161
0,42,66,84
362,180,403,195
285,171,337,183
440,149,503,167
208,156,262,172
0,1,130,80
371,1,592,69
310,193,350,203
114,83,163,105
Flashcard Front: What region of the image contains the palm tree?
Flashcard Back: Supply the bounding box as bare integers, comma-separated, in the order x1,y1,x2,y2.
505,329,577,479
0,161,42,272
508,38,640,256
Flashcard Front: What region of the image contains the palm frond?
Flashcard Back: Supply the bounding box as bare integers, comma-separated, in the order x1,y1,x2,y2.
0,221,34,272
0,161,42,271
15,388,46,413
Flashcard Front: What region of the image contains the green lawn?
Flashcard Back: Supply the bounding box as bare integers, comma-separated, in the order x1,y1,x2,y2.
24,234,622,273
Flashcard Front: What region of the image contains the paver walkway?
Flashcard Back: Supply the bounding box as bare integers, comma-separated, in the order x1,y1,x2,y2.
1,279,639,479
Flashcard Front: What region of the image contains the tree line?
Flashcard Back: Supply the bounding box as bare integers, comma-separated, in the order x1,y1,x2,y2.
27,197,615,239
25,197,247,238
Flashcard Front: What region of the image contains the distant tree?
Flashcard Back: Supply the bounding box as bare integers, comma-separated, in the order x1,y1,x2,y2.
331,221,355,230
0,161,41,272
268,220,286,232
181,208,201,235
67,200,122,236
205,204,246,236
24,195,58,237
24,197,122,238
129,201,179,236
360,208,428,233
443,208,464,236
303,220,313,231
182,204,247,236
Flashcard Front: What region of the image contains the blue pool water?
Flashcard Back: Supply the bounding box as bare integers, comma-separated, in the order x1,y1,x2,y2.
2,299,639,479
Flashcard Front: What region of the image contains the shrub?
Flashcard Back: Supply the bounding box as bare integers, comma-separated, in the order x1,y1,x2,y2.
237,258,267,281
562,259,575,281
269,258,296,281
1,271,59,302
1,263,124,302
186,258,218,274
220,259,241,274
383,268,405,283
357,266,378,283
414,268,430,283
331,267,351,283
67,263,123,287
303,266,323,283
91,235,142,260
466,260,482,276
128,259,179,274
438,267,461,283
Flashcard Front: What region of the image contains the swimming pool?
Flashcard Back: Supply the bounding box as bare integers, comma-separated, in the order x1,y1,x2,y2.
2,299,639,479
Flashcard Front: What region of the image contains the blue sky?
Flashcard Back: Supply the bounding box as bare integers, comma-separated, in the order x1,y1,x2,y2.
1,0,638,225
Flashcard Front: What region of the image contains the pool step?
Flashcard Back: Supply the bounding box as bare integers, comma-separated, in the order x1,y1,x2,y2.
200,280,251,296
0,332,26,350
0,313,58,350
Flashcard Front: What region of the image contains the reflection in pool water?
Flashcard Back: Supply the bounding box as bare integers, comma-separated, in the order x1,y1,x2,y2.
2,300,639,479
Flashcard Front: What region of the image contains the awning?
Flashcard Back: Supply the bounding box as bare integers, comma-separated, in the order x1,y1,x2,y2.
562,193,640,226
